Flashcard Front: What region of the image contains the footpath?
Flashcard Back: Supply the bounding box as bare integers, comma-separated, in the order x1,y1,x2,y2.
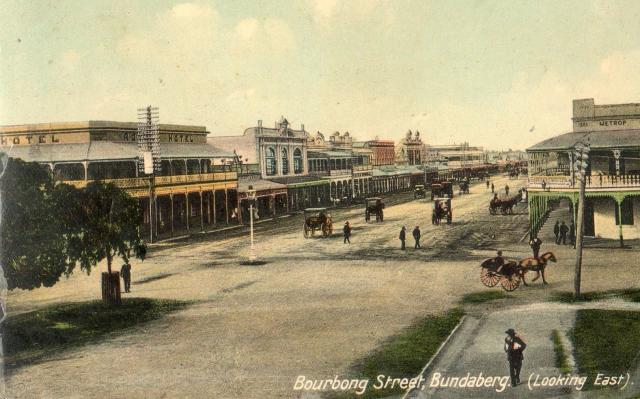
403,301,640,399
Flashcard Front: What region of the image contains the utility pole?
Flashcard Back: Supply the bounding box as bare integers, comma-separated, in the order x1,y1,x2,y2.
573,142,590,299
137,106,160,243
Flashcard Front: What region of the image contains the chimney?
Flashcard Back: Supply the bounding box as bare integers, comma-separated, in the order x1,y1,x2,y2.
301,123,305,131
258,120,262,127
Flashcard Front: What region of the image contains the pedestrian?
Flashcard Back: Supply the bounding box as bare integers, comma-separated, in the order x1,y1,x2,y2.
559,221,569,245
491,182,495,193
569,220,576,246
120,261,132,293
504,328,527,387
505,184,510,196
412,226,421,248
343,221,351,244
399,226,406,250
553,220,560,244
529,235,542,259
486,180,490,190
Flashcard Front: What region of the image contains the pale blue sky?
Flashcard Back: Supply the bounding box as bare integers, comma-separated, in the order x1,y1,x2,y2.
2,0,640,149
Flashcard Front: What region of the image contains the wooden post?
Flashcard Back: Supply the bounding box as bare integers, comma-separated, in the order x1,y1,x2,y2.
617,198,624,248
213,189,217,225
185,192,190,232
224,189,229,225
170,193,174,237
574,178,586,299
199,190,204,232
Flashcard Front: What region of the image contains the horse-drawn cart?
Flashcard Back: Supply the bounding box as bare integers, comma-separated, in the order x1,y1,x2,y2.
365,197,385,222
432,197,452,225
480,258,521,291
489,195,519,215
430,180,454,200
303,208,333,238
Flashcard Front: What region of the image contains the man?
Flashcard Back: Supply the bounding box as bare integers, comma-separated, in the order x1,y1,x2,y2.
494,250,505,271
559,221,569,245
412,226,421,249
399,226,406,250
553,220,560,244
343,221,351,244
505,184,510,196
120,261,132,293
504,328,527,387
529,235,542,259
486,180,490,190
491,182,495,194
569,220,576,246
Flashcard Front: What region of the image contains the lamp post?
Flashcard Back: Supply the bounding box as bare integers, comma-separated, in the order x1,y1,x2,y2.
573,142,590,299
247,185,257,263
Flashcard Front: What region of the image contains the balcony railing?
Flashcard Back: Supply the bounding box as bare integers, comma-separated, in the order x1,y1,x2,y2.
528,173,640,190
65,171,238,190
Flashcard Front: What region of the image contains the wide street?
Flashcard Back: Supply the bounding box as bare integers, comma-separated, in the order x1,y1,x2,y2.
6,174,640,399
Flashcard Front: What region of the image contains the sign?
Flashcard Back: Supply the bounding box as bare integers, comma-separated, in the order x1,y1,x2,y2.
574,118,640,132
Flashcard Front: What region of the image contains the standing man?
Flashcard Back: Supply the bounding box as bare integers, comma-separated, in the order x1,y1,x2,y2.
505,184,510,196
486,180,490,190
504,328,527,387
343,221,352,244
399,226,406,250
412,226,421,249
559,221,569,245
529,235,542,260
120,261,132,293
553,220,560,244
569,220,576,247
491,182,495,194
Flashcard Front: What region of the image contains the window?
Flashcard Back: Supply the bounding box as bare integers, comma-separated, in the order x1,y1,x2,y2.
266,147,277,176
281,148,289,175
615,198,634,225
294,148,303,174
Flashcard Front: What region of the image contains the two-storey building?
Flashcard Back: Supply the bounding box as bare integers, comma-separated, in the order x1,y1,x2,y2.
2,121,238,239
527,98,640,245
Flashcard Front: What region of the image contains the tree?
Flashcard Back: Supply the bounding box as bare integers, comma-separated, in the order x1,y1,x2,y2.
0,159,82,290
73,181,146,276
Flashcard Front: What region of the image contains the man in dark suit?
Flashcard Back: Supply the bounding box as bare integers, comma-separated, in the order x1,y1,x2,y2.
559,221,569,245
412,226,421,249
553,220,560,244
120,262,132,293
504,328,527,387
343,221,351,244
399,226,406,250
529,235,542,260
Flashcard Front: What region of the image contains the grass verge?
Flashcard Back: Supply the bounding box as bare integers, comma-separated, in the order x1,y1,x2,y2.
551,330,572,374
2,297,191,371
570,309,640,390
552,288,640,303
461,290,510,304
325,308,465,399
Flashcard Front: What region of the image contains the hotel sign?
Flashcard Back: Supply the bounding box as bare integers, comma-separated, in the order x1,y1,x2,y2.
0,134,63,146
574,118,640,132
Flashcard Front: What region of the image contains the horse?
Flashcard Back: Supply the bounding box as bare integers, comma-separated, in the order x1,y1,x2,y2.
518,252,557,285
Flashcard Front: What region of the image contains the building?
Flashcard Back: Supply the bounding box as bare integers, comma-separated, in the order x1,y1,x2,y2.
427,142,485,169
1,121,238,239
395,130,426,166
209,117,329,216
353,139,395,166
527,98,640,244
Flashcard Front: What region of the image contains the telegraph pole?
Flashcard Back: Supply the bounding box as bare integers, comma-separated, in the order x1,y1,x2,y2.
137,106,160,243
573,142,590,299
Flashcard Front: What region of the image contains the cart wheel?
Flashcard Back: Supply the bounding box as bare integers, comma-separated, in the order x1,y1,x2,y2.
500,275,521,291
480,268,500,287
303,223,310,239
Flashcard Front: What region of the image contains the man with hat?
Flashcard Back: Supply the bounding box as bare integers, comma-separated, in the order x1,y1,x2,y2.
504,328,527,387
399,226,406,250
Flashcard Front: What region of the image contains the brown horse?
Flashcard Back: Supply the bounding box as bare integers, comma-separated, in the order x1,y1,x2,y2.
518,252,557,285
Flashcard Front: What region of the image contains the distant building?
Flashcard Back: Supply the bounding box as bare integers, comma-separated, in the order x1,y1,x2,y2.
527,98,640,243
427,142,485,169
395,130,426,166
2,121,238,238
353,139,395,166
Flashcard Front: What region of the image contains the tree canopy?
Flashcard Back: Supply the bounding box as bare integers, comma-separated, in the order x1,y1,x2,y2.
0,158,146,290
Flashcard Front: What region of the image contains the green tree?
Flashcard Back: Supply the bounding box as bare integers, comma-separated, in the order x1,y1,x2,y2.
0,159,82,290
74,181,146,276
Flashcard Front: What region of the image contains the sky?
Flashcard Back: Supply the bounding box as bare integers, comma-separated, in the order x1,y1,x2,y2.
2,0,640,150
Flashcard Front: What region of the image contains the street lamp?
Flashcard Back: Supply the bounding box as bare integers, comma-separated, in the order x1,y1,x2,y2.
573,141,590,299
247,185,258,263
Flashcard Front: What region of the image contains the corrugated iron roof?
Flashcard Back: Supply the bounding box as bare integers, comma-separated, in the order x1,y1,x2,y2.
527,129,640,151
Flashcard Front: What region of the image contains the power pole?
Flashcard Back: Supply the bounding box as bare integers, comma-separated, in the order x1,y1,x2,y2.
573,142,590,299
137,106,160,243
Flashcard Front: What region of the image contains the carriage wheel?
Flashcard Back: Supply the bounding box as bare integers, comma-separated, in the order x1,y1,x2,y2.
489,207,496,215
500,274,521,291
303,223,310,239
480,268,500,287
500,207,507,215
